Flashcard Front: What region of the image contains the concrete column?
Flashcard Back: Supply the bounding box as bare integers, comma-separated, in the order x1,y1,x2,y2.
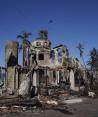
14,68,16,90
15,69,19,89
49,71,53,83
70,69,75,90
57,71,60,84
62,70,65,81
36,70,39,86
54,49,59,65
36,51,39,62
33,71,37,87
63,70,67,82
54,71,57,85
33,70,38,95
47,70,50,83
44,68,48,86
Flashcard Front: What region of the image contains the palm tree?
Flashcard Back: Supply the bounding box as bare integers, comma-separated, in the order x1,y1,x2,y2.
76,43,87,91
87,48,98,91
39,30,48,40
17,31,32,66
88,48,98,70
76,43,86,68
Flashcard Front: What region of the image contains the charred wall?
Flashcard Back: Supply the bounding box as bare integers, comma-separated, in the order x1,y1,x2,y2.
5,41,19,67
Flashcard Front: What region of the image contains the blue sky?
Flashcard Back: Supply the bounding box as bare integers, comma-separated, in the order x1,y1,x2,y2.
0,0,98,66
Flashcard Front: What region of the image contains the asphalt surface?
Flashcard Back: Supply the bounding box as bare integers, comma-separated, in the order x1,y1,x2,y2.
0,98,98,117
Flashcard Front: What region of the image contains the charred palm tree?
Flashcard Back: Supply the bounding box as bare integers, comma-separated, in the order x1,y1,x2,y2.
76,43,86,93
88,48,98,71
87,48,98,91
17,31,32,66
39,30,48,40
76,43,86,69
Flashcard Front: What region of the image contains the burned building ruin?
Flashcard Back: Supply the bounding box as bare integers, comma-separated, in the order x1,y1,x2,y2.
4,30,85,95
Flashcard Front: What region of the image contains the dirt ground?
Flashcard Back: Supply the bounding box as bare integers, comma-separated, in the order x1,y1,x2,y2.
0,98,98,117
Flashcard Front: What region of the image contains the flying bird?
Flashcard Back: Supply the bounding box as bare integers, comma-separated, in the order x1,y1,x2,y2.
49,20,53,23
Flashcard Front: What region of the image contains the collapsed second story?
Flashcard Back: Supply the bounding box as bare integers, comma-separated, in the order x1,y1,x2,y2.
50,45,69,67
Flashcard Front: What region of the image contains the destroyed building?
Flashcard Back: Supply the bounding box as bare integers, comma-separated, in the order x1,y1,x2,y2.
4,30,85,95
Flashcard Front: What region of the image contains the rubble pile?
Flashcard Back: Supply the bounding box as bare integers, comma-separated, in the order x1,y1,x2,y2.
38,95,58,109
0,89,84,116
0,105,27,114
0,99,43,115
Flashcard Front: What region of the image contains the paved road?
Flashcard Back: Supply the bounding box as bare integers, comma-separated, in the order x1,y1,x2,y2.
1,98,98,117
